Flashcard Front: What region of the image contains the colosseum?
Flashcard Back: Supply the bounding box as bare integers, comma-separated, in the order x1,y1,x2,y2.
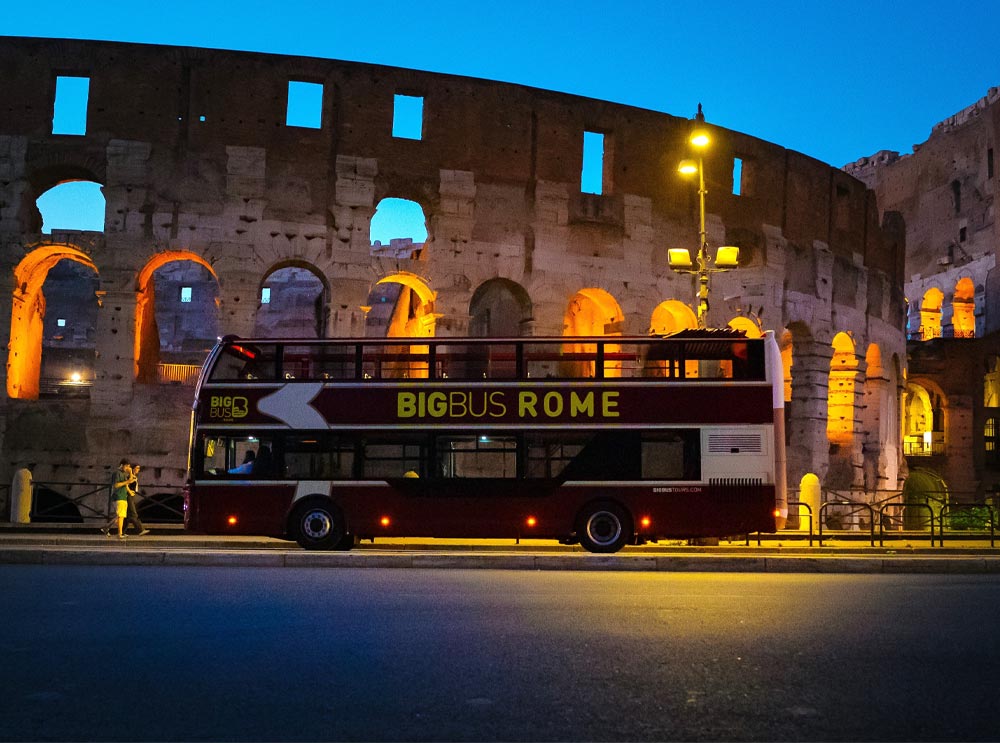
0,36,908,521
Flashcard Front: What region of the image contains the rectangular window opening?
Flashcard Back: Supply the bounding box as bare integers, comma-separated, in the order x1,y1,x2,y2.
960,226,968,242
261,287,271,304
286,81,324,129
392,94,423,140
52,75,90,136
57,318,67,327
988,148,994,179
180,286,193,303
581,131,605,195
732,157,743,196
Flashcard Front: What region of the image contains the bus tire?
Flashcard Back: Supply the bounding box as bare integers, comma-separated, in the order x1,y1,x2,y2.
291,500,346,550
576,501,631,554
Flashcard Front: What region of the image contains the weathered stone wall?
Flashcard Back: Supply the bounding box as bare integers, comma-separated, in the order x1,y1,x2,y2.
0,37,907,503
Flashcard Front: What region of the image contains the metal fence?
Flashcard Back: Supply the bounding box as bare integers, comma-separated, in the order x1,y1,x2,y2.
28,479,185,524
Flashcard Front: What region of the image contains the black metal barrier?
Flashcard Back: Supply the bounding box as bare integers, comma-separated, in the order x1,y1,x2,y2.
28,480,184,525
746,500,812,546
818,500,876,546
878,501,936,546
939,502,996,548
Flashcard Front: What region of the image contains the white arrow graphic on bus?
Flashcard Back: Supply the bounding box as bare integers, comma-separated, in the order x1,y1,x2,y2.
257,382,328,429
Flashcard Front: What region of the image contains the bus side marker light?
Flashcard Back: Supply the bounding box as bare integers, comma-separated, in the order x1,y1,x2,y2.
526,516,537,527
227,515,238,526
380,516,391,527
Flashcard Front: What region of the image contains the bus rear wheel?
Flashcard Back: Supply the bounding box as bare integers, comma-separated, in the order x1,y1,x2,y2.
577,501,631,554
291,501,347,550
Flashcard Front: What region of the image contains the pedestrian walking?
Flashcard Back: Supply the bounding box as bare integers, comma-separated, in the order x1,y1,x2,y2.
124,462,151,537
102,459,136,539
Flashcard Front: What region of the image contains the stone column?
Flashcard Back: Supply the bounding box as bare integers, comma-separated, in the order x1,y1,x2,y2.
786,338,833,489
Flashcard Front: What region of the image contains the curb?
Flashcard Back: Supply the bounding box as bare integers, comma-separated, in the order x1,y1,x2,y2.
2,547,999,573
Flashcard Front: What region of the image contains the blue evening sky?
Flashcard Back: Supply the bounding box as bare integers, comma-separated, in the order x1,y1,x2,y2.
6,0,999,236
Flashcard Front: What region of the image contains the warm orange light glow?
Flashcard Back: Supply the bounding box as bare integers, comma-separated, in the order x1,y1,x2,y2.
380,516,391,527
640,517,651,528
227,516,238,525
69,371,82,383
526,516,537,527
827,332,858,445
773,509,782,519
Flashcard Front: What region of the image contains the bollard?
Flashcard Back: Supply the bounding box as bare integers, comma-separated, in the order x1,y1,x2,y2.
10,468,32,523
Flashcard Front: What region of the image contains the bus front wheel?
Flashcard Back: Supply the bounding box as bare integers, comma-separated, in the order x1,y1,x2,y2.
576,501,632,554
291,501,347,550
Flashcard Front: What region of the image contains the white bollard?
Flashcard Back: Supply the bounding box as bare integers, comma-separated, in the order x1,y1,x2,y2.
10,468,32,524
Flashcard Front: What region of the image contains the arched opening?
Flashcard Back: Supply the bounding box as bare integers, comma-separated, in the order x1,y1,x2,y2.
984,356,1000,407
370,198,427,257
902,381,944,457
650,300,697,335
727,316,763,339
35,180,106,233
919,287,943,340
8,246,99,399
364,272,437,378
901,468,948,530
952,277,975,338
563,288,624,378
827,332,857,445
135,251,220,383
469,278,533,337
253,263,328,339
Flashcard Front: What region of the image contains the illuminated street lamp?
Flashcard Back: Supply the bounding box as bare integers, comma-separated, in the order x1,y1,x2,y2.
668,104,740,328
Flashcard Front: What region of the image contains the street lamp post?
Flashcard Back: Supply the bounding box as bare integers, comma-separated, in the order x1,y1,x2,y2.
668,105,739,329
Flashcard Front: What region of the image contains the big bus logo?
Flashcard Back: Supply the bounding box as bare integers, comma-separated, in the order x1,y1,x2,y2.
209,395,249,420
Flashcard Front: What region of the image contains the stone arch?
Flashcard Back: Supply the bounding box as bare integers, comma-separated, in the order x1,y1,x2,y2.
22,162,106,233
563,288,624,378
902,378,946,457
901,467,948,529
920,287,944,340
253,261,330,339
827,331,858,446
469,278,533,337
650,300,697,335
952,276,975,338
727,315,763,338
369,197,429,255
365,271,437,338
8,244,99,399
35,180,106,234
135,251,220,382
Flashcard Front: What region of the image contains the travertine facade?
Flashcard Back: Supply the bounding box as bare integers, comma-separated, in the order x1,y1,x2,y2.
0,37,906,512
848,87,999,498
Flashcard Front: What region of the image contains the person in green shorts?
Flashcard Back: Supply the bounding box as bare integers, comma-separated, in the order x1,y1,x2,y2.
102,459,136,539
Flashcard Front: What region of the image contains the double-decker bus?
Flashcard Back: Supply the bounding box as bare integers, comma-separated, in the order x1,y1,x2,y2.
184,330,786,552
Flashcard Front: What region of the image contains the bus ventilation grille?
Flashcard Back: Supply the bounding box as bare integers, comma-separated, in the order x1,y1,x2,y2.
707,433,762,454
709,477,764,487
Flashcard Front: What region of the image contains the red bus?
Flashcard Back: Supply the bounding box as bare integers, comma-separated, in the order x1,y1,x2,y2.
184,330,787,552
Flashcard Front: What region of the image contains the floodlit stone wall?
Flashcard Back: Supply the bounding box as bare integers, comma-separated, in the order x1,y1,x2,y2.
0,36,906,509
848,87,1000,497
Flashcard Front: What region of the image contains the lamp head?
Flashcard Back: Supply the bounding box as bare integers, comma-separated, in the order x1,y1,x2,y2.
714,246,740,268
689,129,710,149
668,249,694,269
677,159,699,176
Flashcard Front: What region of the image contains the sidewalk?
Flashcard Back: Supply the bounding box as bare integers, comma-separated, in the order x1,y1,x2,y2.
2,525,999,573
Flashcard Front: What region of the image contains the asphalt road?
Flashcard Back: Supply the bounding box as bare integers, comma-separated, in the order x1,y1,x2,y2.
1,567,998,741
